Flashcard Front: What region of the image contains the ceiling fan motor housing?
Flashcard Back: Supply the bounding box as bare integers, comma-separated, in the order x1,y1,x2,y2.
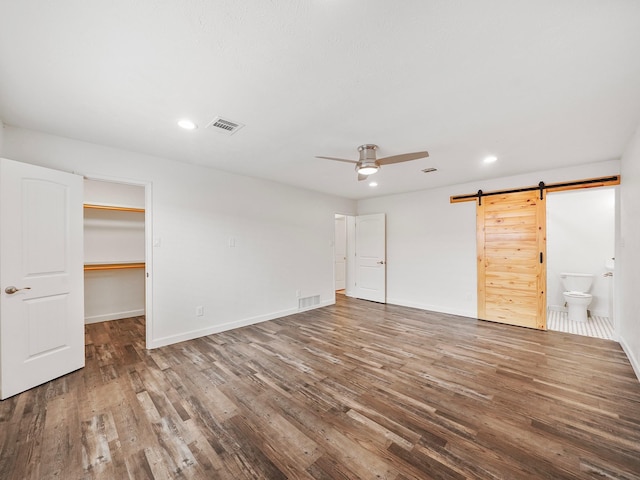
358,144,378,160
356,144,380,174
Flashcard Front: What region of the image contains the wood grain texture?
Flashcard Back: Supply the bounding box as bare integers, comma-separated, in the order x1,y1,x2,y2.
84,204,145,213
1,295,639,479
478,190,547,330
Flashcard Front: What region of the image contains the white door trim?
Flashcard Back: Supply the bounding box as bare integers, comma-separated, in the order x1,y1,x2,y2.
334,215,347,291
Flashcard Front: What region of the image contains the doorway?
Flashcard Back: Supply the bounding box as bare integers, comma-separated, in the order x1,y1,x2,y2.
84,175,153,347
546,187,616,339
334,215,346,292
334,213,387,303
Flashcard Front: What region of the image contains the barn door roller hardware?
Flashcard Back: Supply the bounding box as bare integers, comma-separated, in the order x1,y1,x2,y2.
450,175,620,204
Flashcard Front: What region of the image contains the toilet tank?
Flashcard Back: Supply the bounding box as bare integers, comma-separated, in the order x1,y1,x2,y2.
560,273,594,292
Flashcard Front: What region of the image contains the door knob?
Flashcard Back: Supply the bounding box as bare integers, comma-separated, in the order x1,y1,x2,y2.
4,286,31,295
377,260,385,265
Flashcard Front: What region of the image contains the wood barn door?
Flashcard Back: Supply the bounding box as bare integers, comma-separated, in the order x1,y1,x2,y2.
477,190,546,329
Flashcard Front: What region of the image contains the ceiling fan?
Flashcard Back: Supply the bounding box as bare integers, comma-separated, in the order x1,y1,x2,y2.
316,144,429,181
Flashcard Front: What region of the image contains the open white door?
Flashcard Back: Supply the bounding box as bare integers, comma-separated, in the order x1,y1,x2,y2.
354,213,386,303
0,158,84,400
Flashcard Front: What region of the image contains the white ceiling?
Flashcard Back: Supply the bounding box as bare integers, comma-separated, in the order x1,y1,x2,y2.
1,1,639,199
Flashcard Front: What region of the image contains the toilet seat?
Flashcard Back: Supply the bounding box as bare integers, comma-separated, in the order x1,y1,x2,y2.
563,291,592,298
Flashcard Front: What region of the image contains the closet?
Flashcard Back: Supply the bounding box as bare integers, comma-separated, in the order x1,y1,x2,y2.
84,179,145,324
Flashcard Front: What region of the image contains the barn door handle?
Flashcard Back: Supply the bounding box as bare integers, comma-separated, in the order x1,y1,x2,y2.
4,286,31,295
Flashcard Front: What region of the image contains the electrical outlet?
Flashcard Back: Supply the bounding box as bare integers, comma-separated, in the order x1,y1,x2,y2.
196,306,204,317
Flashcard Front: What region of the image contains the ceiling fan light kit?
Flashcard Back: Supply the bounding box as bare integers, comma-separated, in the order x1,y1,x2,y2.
317,144,429,181
357,164,379,175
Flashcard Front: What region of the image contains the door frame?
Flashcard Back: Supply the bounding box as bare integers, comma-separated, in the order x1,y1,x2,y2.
334,213,355,299
545,186,618,332
333,214,347,291
83,173,153,348
335,212,386,303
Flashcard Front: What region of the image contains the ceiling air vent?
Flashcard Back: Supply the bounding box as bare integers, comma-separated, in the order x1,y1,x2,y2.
422,167,438,173
206,116,244,135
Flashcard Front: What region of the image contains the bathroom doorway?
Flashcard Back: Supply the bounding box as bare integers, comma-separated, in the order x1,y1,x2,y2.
546,187,616,339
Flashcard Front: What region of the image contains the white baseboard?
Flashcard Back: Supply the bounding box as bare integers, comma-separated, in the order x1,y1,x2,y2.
148,300,334,349
619,336,640,383
386,297,476,320
85,309,145,324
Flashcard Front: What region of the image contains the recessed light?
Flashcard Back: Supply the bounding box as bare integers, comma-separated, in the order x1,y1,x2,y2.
178,119,197,130
369,181,378,187
484,155,498,164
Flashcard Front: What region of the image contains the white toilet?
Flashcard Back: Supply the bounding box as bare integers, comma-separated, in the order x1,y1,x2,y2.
560,273,594,323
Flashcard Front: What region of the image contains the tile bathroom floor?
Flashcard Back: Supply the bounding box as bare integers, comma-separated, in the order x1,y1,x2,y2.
547,309,614,340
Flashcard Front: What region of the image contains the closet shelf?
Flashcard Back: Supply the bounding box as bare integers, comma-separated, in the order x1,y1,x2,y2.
84,203,145,213
84,262,145,271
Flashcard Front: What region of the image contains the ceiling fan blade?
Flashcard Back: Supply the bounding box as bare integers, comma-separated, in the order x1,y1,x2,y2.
377,151,429,165
316,156,358,164
358,174,369,181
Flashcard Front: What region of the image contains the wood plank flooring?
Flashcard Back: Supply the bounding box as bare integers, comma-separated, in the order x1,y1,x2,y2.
1,295,640,479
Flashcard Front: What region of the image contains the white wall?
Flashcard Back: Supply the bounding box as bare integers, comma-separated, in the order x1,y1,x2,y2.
357,160,620,319
2,126,356,348
85,269,145,323
618,123,640,379
84,179,145,208
358,187,477,317
84,209,145,263
546,188,615,316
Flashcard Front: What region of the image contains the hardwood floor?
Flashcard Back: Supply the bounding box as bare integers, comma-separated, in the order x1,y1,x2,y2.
1,296,640,479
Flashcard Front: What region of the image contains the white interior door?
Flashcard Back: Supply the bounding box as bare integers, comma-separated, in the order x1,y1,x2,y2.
354,213,386,303
334,215,347,290
0,158,84,399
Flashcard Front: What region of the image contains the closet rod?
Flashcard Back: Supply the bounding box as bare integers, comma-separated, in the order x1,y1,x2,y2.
84,203,145,213
84,263,145,271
